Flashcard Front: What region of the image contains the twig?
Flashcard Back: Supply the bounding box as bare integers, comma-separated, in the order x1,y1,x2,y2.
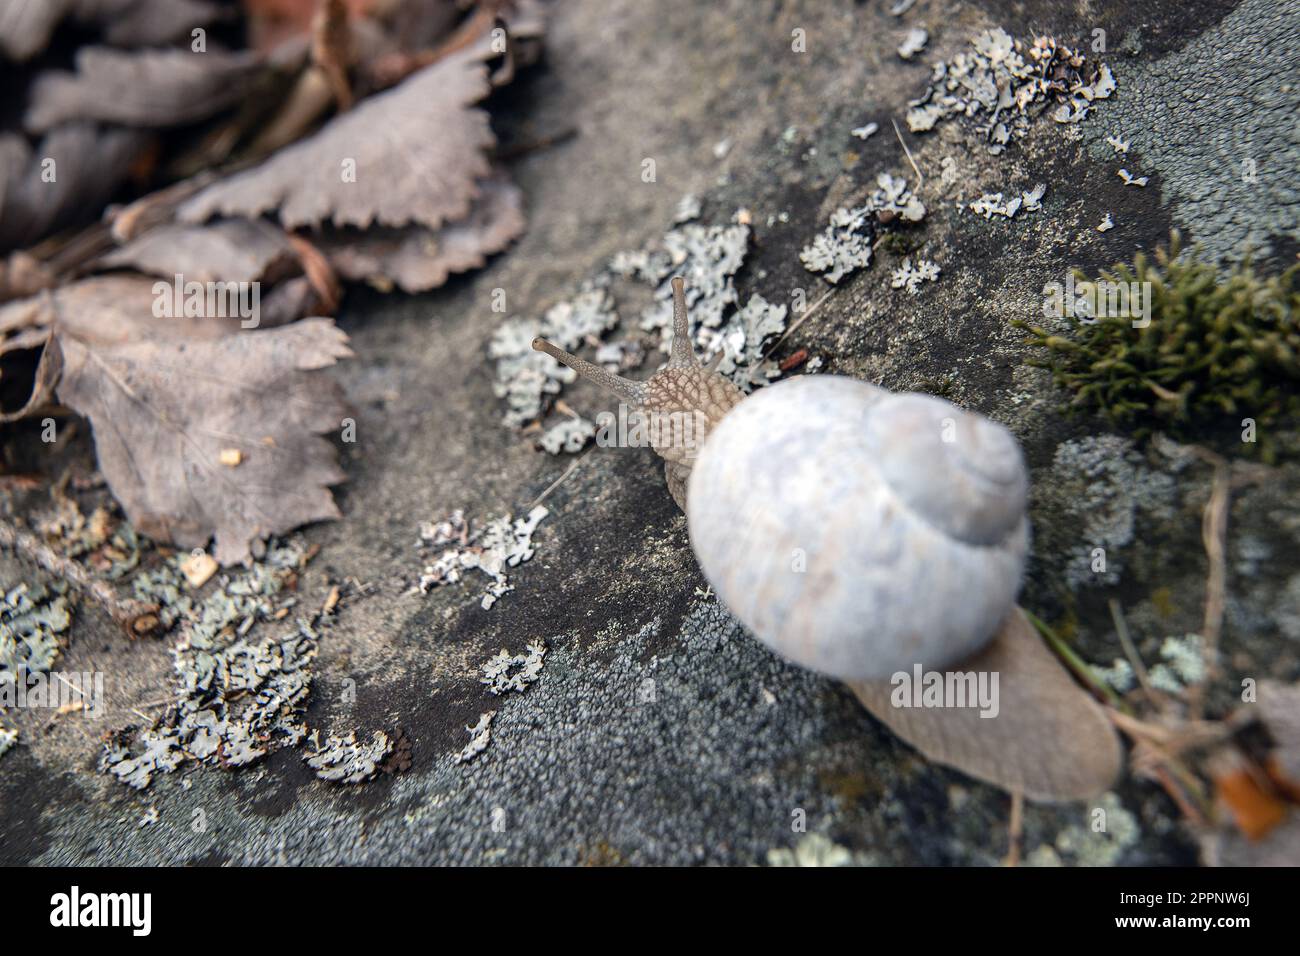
1189,460,1230,721
760,286,837,362
891,118,924,191
1024,607,1124,709
1003,789,1023,867
1109,598,1158,707
494,126,580,162
0,518,160,636
527,451,590,510
311,0,354,111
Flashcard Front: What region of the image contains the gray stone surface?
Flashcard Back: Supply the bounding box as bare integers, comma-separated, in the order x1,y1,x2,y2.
2,0,1298,866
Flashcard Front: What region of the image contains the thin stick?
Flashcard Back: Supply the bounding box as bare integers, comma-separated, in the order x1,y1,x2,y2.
1109,598,1157,706
761,286,837,362
0,518,160,636
891,118,924,191
1003,789,1024,867
1189,461,1230,721
1024,608,1124,710
527,452,590,511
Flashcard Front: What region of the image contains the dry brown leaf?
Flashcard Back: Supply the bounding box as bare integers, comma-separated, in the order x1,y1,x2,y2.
99,219,295,284
81,0,223,48
0,250,56,301
850,607,1123,803
25,46,259,134
0,328,61,423
0,0,72,61
0,0,221,60
1259,679,1300,781
2,274,240,345
53,299,352,565
0,124,144,251
243,0,377,56
319,172,524,292
179,48,493,231
1202,811,1300,866
1211,755,1289,841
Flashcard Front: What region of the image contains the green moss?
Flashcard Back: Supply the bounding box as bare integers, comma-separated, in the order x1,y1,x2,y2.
1016,233,1300,461
879,231,924,256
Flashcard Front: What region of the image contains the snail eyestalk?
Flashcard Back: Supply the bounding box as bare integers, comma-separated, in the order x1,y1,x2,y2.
531,336,647,406
667,275,698,369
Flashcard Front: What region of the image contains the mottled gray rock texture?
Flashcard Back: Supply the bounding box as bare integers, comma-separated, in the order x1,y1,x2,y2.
2,0,1297,866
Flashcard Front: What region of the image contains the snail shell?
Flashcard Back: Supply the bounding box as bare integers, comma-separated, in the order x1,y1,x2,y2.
686,374,1029,681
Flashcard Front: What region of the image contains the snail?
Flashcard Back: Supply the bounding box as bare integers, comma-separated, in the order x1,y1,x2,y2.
532,278,1121,802
531,277,744,510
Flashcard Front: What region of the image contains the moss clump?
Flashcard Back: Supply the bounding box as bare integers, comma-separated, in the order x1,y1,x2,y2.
1017,233,1299,461
879,231,924,256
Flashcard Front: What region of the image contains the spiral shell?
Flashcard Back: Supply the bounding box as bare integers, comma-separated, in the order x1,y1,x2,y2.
686,375,1029,681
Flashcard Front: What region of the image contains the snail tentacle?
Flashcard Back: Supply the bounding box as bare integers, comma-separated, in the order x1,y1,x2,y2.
531,336,648,406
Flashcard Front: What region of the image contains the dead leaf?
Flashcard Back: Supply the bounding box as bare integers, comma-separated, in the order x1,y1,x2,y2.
1259,679,1300,781
0,124,144,251
25,46,260,134
2,274,241,345
319,171,524,292
0,0,72,61
1202,811,1300,866
0,250,56,301
0,327,61,423
1211,755,1289,841
81,0,223,48
849,607,1123,803
99,219,295,284
54,310,352,565
179,48,493,231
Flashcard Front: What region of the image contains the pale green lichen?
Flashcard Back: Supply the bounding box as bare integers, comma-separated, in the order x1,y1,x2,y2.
100,539,316,789
1,581,72,685
304,730,392,784
766,832,855,867
1028,792,1139,867
1149,633,1206,693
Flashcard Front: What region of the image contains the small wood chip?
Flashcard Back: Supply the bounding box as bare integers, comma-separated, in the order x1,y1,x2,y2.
779,348,810,372
218,448,244,467
180,550,218,589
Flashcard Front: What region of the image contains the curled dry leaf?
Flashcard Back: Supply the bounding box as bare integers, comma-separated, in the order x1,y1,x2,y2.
54,309,353,566
0,328,61,424
849,607,1123,803
0,0,221,61
320,172,524,292
4,274,243,344
179,48,493,231
99,218,295,284
0,124,144,251
0,0,70,61
25,46,259,134
82,0,223,48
